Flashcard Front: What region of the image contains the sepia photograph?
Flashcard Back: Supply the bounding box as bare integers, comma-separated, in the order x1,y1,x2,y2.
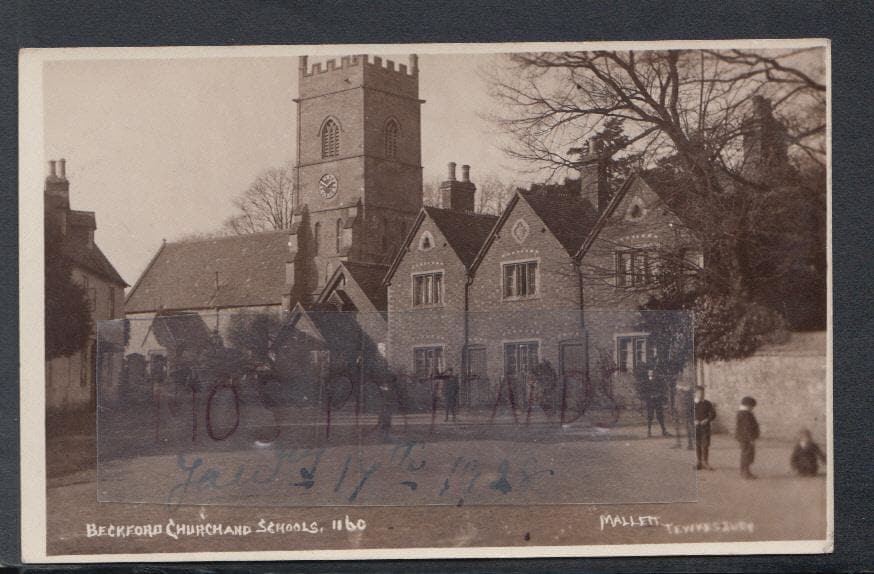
20,39,830,562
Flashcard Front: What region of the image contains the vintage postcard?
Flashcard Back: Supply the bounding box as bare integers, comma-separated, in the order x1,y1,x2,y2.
19,39,831,562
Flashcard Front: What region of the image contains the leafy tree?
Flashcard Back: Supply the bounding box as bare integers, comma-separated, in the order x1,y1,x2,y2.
45,227,92,360
223,167,296,235
490,48,826,360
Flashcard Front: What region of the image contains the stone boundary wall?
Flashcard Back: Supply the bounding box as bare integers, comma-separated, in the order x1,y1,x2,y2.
699,331,828,442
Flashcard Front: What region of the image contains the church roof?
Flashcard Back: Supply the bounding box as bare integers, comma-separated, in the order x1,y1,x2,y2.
126,230,290,313
421,206,498,267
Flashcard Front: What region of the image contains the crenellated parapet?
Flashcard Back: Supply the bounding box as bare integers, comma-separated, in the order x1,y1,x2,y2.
298,54,419,100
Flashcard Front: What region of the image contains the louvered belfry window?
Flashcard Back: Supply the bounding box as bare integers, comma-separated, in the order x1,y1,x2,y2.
385,119,399,159
321,118,340,158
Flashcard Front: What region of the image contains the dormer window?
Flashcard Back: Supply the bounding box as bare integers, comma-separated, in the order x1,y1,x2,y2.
385,119,399,159
321,118,340,159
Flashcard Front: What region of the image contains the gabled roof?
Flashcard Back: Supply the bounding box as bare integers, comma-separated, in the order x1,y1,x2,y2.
126,230,290,313
384,206,498,285
280,302,362,350
575,173,650,259
62,236,127,286
423,207,499,267
470,189,599,274
316,260,389,312
517,189,599,255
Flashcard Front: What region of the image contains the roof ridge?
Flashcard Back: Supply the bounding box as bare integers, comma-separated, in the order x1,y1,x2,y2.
167,229,289,246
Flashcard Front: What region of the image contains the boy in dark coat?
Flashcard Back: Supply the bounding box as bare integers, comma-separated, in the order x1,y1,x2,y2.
694,386,717,470
443,367,459,422
735,396,760,479
641,369,671,438
790,428,826,477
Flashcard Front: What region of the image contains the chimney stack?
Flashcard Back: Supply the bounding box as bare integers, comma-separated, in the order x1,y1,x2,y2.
409,54,419,74
447,161,457,181
742,95,789,183
571,139,609,213
438,161,476,213
461,164,470,182
44,158,70,216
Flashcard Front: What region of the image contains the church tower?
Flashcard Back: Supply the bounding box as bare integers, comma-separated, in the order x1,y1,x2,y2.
288,54,424,300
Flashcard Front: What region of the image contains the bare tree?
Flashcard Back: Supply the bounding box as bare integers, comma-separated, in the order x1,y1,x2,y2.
475,174,517,215
423,173,518,215
223,167,296,235
489,48,827,360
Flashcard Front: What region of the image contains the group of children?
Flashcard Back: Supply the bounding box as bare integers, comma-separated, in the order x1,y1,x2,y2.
685,386,826,479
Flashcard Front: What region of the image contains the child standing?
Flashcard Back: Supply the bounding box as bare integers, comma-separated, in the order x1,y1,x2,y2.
694,386,717,470
790,428,826,477
735,396,760,479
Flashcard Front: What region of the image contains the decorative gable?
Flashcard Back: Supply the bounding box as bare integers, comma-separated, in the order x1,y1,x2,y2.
511,218,530,244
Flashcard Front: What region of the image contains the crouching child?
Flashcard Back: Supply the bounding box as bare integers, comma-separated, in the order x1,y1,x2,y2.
790,428,826,477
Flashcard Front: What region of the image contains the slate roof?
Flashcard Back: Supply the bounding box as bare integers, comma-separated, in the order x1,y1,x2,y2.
126,231,290,313
340,261,389,311
58,208,127,286
638,168,708,224
422,206,498,267
63,239,127,286
518,189,599,255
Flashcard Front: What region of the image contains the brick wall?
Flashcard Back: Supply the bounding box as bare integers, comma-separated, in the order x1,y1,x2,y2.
467,198,584,403
386,215,468,377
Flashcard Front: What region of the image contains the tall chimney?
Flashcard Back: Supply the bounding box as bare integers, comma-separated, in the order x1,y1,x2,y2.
461,164,470,182
438,161,476,212
409,54,419,74
44,158,70,219
572,140,609,213
742,95,789,183
299,55,308,75
58,158,66,179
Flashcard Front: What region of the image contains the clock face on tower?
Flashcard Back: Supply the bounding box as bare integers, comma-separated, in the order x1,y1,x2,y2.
319,174,338,200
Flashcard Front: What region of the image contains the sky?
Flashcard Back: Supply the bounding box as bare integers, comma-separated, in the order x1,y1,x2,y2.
43,52,529,286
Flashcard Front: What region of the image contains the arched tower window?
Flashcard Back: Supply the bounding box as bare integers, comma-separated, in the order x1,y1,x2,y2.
381,216,388,251
385,119,399,159
321,118,340,159
313,221,321,254
336,219,343,253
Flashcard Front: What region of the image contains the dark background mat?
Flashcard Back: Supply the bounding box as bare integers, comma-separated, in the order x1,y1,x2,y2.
2,0,872,571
